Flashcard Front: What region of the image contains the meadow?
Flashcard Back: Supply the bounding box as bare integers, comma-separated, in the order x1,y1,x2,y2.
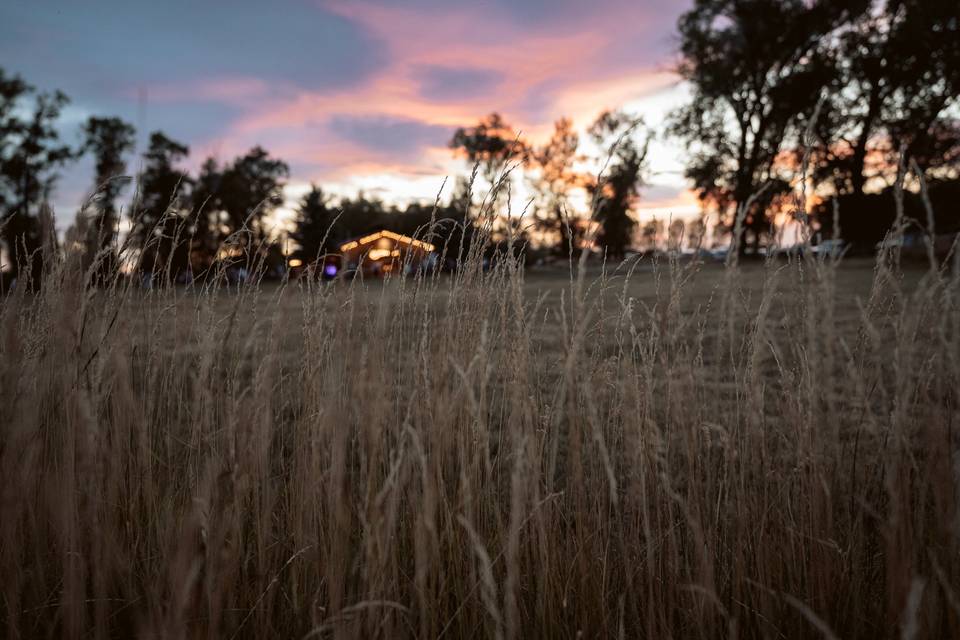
1,234,958,639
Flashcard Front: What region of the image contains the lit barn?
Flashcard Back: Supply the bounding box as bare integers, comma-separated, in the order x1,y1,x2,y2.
339,230,436,276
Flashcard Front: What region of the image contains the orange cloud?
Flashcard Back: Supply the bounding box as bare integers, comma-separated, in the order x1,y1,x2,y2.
185,0,691,204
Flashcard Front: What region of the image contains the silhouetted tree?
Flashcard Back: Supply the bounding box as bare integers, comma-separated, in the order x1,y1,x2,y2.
336,193,386,240
908,120,960,180
449,174,473,215
882,1,960,173
290,185,337,265
0,69,75,287
812,0,960,197
189,157,224,266
532,118,584,256
79,116,135,278
435,180,476,264
671,0,866,253
217,146,289,266
0,70,30,217
450,113,529,206
381,201,429,238
816,175,960,254
130,132,191,280
588,110,649,260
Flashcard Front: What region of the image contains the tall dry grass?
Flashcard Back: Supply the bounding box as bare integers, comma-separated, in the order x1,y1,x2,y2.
1,175,959,639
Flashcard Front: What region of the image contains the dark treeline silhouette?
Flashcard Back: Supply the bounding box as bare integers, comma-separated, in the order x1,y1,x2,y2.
0,70,74,288
0,65,651,289
448,110,651,260
2,0,958,288
672,0,960,255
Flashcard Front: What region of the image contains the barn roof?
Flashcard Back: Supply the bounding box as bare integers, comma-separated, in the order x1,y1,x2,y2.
339,230,435,253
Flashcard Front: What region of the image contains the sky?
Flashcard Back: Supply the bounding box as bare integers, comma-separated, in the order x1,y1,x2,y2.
1,0,699,228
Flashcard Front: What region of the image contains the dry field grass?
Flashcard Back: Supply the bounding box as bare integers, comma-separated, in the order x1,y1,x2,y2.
1,243,958,639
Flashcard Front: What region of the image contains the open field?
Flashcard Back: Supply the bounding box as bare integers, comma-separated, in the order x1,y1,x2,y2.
2,252,958,639
3,0,959,636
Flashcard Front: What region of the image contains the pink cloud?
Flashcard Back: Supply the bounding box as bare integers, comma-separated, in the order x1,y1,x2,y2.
187,0,690,194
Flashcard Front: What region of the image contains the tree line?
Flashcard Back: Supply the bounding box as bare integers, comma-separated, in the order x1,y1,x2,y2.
0,69,297,288
1,0,958,289
672,0,960,253
441,0,960,258
0,64,652,289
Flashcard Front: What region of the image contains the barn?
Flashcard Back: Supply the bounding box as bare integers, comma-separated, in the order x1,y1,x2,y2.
339,230,436,276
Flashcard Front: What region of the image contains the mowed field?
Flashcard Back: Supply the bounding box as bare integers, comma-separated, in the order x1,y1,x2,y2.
2,254,958,639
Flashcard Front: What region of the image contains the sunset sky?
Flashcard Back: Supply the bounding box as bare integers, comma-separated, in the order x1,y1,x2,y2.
1,0,699,224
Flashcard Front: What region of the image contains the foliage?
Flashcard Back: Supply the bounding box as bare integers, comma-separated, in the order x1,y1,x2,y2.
812,0,960,197
588,110,649,259
189,157,223,263
130,132,192,279
0,69,75,284
78,116,136,275
290,185,337,264
450,112,529,187
531,118,584,256
815,177,960,252
217,146,289,251
671,0,868,250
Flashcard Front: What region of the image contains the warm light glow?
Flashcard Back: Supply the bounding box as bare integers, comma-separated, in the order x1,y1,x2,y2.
288,258,303,268
339,230,435,253
368,248,402,260
216,247,246,259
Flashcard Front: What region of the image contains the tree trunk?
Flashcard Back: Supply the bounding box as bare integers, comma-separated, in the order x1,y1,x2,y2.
851,84,882,197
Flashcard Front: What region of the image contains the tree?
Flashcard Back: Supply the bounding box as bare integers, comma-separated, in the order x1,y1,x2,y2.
810,4,897,197
671,0,867,253
130,132,191,280
812,0,960,197
0,71,31,214
217,146,289,260
336,193,386,240
0,69,75,286
532,118,584,256
588,110,649,260
79,116,135,277
882,0,960,174
290,185,337,265
0,70,32,288
189,157,224,266
449,113,529,209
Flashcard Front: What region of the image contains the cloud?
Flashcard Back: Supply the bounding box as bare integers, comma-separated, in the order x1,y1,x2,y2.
415,66,504,102
3,0,697,210
255,0,691,135
329,115,454,157
635,186,701,221
211,0,690,186
0,1,386,97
